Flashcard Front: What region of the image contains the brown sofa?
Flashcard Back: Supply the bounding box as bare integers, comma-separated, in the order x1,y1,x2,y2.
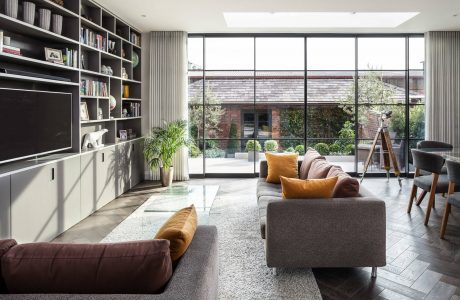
257,152,386,277
0,226,218,300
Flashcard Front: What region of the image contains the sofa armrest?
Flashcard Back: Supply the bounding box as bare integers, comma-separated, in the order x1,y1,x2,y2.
0,226,219,300
265,198,386,268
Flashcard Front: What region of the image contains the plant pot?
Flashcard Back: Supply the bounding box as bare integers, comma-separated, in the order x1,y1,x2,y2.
51,14,63,35
22,1,35,25
5,0,18,18
38,8,51,30
247,151,259,162
160,167,174,187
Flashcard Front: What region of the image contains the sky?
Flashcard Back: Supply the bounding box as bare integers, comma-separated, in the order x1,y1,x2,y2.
188,36,424,71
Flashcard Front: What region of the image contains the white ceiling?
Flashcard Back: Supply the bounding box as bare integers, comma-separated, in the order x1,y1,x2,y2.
94,0,460,33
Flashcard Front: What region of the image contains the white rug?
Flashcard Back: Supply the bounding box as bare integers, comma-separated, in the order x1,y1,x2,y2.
103,180,322,300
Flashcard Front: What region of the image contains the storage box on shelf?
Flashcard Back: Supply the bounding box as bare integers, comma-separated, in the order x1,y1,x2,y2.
0,0,143,243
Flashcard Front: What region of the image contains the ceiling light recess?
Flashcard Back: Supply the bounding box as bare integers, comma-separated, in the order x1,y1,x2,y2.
223,12,419,28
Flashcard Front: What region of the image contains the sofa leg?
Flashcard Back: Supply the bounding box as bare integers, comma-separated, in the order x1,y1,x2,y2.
371,267,377,278
272,268,278,276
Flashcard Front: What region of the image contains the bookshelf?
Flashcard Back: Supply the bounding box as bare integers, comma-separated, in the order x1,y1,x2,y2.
0,0,143,153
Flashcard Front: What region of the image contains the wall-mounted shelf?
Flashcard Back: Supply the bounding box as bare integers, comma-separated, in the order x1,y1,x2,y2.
0,73,79,86
0,52,80,71
0,13,78,44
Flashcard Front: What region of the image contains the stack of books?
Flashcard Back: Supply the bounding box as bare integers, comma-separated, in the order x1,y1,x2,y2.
63,48,78,68
130,33,141,47
128,102,141,117
80,79,108,97
80,28,107,51
1,45,21,56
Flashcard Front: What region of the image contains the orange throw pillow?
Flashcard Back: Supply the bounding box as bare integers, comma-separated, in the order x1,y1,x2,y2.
265,152,299,183
154,205,197,262
280,176,339,199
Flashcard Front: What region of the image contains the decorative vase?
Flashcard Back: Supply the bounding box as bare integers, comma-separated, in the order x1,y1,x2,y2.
5,0,18,18
39,8,51,30
160,167,174,187
51,14,63,35
22,1,35,25
123,85,129,98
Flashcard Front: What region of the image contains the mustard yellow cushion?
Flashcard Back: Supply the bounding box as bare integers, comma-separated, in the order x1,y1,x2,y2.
265,152,299,183
154,205,197,262
280,176,339,199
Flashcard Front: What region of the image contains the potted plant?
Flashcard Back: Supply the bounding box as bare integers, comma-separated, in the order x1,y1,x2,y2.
144,120,189,187
264,140,278,153
245,140,261,162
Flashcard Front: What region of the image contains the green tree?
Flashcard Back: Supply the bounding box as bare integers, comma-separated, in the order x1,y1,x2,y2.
189,88,225,141
340,67,397,125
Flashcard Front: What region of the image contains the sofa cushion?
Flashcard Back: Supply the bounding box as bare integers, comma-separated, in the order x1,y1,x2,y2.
257,178,282,198
2,240,172,294
0,239,17,293
155,205,198,262
299,148,325,179
308,158,333,179
327,166,360,198
280,176,338,199
257,195,283,239
265,152,299,183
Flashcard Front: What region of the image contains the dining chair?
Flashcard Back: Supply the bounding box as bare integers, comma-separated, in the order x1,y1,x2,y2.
440,160,460,239
417,140,453,150
416,140,453,200
408,149,450,225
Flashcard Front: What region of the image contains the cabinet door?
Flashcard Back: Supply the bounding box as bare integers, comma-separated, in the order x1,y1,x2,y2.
116,143,132,195
58,156,81,231
0,176,11,239
130,140,144,188
96,148,116,209
11,163,59,243
80,152,97,218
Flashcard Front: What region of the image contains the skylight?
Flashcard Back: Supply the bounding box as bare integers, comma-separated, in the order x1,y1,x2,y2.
223,12,419,28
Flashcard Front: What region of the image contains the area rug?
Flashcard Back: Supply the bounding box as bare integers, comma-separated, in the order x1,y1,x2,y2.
102,180,322,299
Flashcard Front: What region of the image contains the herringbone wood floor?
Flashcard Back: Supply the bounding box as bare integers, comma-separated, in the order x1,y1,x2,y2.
314,178,460,300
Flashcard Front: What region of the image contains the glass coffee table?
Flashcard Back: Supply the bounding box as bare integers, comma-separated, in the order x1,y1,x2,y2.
144,185,219,213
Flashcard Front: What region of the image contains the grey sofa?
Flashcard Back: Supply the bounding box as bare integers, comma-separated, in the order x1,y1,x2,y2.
257,161,386,277
0,226,218,300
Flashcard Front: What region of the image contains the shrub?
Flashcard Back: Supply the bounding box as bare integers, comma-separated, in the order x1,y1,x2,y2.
285,147,295,153
189,141,201,158
245,140,262,152
206,140,218,149
329,143,340,154
344,144,355,155
205,148,226,158
295,145,305,155
264,140,278,152
314,143,330,155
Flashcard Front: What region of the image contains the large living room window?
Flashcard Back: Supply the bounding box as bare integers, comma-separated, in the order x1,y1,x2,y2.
188,35,425,176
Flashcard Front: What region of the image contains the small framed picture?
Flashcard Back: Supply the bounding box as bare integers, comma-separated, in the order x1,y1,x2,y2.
119,130,128,141
45,47,64,64
80,102,89,121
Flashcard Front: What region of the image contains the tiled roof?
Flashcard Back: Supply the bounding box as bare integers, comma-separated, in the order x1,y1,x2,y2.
188,77,423,104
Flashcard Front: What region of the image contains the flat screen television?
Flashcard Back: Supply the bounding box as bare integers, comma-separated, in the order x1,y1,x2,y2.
0,88,72,164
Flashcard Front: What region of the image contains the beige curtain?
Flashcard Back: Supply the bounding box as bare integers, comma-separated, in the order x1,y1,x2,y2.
425,31,460,147
148,31,189,180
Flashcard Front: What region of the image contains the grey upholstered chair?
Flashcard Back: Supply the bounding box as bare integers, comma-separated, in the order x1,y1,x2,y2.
408,149,450,225
417,140,454,150
440,160,460,239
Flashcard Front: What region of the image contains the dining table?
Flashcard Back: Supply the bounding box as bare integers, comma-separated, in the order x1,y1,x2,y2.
418,148,460,162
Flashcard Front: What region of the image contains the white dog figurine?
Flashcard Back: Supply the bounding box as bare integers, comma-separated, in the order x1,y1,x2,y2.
82,129,108,151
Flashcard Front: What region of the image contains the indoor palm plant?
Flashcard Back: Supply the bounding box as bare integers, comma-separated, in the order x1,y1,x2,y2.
144,120,189,187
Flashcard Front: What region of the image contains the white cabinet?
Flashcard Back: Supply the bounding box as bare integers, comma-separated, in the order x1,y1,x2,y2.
10,156,81,243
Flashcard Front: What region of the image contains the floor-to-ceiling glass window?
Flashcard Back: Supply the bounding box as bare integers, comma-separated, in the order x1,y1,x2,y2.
188,34,425,177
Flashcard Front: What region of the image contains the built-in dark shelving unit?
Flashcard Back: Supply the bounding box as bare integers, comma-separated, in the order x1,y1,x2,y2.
0,0,143,154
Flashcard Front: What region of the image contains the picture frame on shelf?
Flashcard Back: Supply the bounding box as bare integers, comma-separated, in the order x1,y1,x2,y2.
80,102,90,121
119,130,128,141
44,47,64,64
